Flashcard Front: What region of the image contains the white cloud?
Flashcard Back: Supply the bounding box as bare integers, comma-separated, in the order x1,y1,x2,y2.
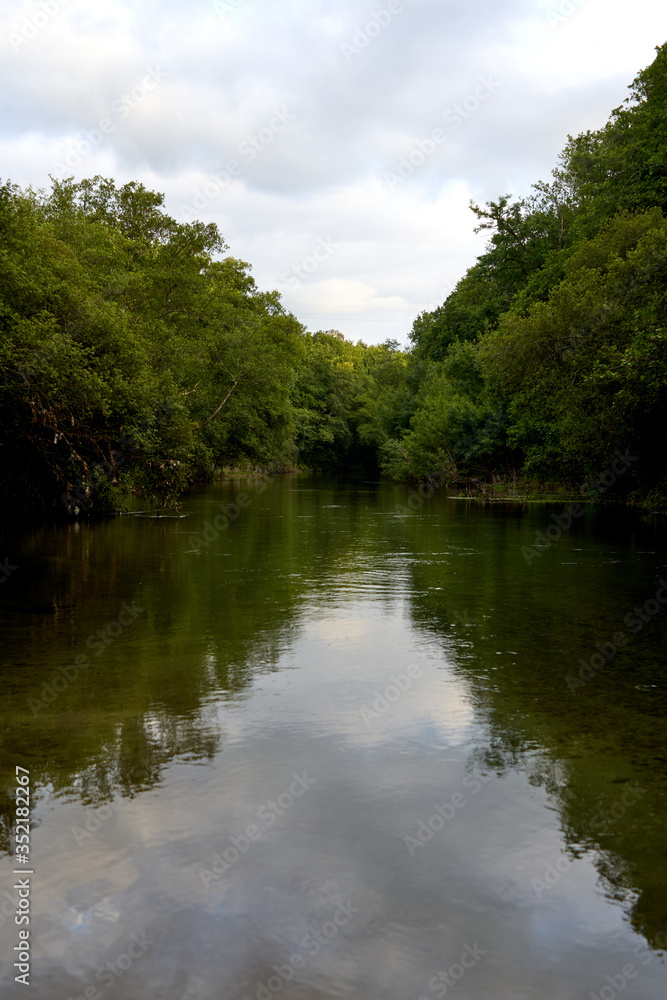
2,0,665,343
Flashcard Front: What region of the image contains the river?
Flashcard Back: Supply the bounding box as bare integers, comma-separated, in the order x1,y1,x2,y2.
1,476,666,999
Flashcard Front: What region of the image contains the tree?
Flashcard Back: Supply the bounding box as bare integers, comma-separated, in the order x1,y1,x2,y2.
560,43,667,220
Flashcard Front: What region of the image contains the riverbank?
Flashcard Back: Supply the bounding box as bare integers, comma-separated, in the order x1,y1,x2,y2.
442,476,667,513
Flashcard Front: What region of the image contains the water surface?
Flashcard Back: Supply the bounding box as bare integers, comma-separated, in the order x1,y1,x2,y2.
1,477,666,999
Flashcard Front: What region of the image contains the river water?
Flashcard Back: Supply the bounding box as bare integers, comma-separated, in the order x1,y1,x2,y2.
1,476,666,999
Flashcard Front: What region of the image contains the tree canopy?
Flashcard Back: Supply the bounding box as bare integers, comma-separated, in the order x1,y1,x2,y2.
2,45,667,514
395,43,667,507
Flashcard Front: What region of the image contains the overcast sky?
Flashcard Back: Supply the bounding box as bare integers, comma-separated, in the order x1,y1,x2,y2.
2,0,665,344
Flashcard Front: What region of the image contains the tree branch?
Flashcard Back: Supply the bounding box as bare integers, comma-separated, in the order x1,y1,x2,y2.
196,378,241,429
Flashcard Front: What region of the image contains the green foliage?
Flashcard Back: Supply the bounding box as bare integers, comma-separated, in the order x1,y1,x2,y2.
561,44,667,221
479,209,667,482
3,43,667,514
385,44,667,505
410,187,581,362
409,263,509,361
0,176,305,514
378,347,510,483
292,332,374,471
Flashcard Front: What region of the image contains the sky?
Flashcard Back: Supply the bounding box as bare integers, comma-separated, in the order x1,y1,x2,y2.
1,0,666,345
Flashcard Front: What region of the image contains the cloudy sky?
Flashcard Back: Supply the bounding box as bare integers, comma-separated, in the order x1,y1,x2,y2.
2,0,665,344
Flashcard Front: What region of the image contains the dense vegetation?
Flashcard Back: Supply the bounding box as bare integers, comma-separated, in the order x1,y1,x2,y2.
1,44,666,515
393,43,667,508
